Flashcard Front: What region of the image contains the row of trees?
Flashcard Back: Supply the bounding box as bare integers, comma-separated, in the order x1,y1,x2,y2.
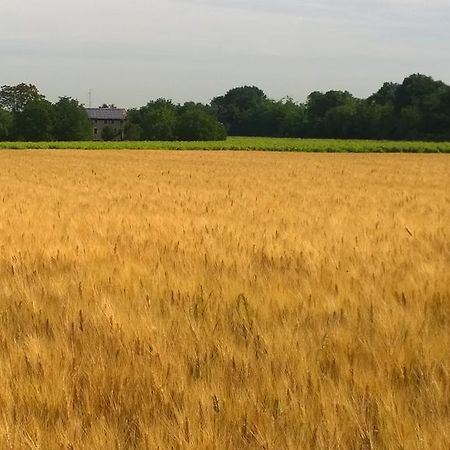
126,100,226,141
0,84,226,141
211,74,450,140
0,84,92,141
1,74,449,141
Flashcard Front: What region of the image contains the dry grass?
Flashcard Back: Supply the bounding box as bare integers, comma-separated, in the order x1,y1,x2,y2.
0,150,449,449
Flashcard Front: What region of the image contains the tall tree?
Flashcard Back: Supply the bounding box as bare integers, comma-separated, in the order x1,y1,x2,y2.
15,99,55,141
305,90,356,137
367,82,399,106
54,97,92,140
211,86,267,135
0,83,44,112
101,125,115,141
394,74,446,110
0,109,13,140
139,99,178,140
176,103,226,140
389,74,450,139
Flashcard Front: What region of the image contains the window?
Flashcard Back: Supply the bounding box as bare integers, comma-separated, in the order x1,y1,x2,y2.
104,119,107,124
94,128,98,135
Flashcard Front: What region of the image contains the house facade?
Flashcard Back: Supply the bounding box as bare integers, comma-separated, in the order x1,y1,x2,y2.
85,106,127,141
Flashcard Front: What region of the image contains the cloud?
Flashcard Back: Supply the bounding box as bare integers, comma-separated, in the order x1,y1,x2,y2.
0,0,449,106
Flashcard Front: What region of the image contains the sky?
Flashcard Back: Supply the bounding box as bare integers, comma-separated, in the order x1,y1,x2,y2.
1,0,449,107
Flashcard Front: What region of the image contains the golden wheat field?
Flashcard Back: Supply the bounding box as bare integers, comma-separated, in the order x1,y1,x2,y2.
0,150,449,450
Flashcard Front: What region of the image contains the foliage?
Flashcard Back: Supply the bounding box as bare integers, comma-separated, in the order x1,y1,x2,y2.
305,90,357,137
211,86,268,135
15,99,55,141
0,109,13,140
101,125,115,141
207,75,450,141
176,103,226,140
1,73,450,142
124,121,143,140
317,75,450,140
54,97,92,140
127,100,227,141
368,82,399,105
135,99,178,140
1,137,449,153
0,83,44,112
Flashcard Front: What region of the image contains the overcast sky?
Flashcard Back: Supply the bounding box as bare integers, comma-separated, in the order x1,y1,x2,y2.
1,0,449,107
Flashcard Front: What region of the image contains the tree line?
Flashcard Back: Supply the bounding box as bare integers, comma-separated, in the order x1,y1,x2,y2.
210,74,450,141
126,100,226,141
1,73,449,141
0,85,92,141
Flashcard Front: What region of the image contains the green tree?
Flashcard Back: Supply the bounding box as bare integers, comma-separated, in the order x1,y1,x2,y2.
394,74,445,110
345,102,389,139
124,109,143,140
0,109,13,140
322,104,357,138
0,83,44,112
176,103,226,141
368,82,399,106
125,123,143,140
277,98,305,137
139,99,178,140
363,75,450,140
306,90,355,118
54,97,92,140
427,88,450,140
387,74,450,140
211,86,267,135
101,125,115,141
254,98,305,137
15,99,55,141
305,90,356,137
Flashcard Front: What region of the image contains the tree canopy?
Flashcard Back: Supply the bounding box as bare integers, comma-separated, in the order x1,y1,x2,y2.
0,109,13,140
0,74,449,142
208,75,450,141
0,83,44,113
211,86,267,136
126,100,227,141
54,97,92,140
15,99,55,141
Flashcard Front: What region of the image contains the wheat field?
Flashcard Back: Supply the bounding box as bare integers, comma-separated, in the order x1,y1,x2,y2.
0,150,449,449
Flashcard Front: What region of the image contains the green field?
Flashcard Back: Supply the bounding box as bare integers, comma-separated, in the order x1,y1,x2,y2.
1,137,450,152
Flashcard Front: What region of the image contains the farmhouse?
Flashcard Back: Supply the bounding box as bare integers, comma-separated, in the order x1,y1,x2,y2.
86,105,127,141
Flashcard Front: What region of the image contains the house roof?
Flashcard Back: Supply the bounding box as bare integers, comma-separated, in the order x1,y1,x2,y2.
86,108,127,120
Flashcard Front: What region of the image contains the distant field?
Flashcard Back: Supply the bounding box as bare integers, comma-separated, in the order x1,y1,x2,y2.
1,136,450,152
0,150,449,449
